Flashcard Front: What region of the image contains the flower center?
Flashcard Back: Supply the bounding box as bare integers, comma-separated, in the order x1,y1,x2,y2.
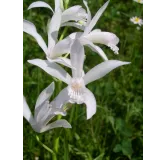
135,17,140,22
68,78,85,104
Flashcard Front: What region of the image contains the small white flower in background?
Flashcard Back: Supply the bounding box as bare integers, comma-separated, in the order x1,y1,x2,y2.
28,0,88,30
116,11,120,15
133,0,143,4
53,0,120,62
28,40,130,120
136,26,141,30
23,82,71,133
130,16,143,26
35,157,39,160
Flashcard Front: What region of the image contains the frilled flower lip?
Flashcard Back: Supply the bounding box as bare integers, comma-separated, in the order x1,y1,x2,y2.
23,82,71,133
28,40,130,119
52,0,120,62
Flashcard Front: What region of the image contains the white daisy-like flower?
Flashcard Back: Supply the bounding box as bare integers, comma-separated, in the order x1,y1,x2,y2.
130,16,143,26
133,0,143,4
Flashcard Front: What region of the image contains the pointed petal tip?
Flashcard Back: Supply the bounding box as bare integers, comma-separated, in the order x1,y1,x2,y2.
123,61,131,65
27,59,33,64
61,120,72,128
50,82,55,91
104,0,110,6
66,124,72,129
87,112,95,120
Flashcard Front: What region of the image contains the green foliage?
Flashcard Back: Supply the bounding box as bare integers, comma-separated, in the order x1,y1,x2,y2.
23,0,143,159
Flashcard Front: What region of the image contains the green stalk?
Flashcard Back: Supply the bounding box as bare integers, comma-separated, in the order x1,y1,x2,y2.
36,135,57,159
64,0,70,10
64,131,69,160
69,105,75,124
59,27,68,41
54,115,62,154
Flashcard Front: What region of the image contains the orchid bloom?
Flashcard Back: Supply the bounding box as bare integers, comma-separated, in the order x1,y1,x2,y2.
50,0,120,61
23,15,74,68
23,82,71,133
27,0,88,30
28,40,130,119
23,0,88,66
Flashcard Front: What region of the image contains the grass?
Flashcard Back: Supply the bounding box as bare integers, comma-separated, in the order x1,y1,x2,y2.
23,0,143,159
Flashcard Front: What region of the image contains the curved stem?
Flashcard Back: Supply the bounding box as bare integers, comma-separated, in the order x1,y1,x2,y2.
59,27,68,41
36,135,57,159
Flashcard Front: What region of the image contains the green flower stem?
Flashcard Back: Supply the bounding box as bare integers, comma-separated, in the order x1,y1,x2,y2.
64,131,69,160
59,27,68,41
36,135,57,159
54,115,62,152
64,0,70,10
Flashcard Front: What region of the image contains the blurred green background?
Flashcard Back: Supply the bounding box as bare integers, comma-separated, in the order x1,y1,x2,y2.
23,0,143,159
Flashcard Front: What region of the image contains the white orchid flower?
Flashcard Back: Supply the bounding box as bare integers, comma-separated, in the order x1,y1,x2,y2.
28,40,130,120
27,0,88,30
23,18,74,67
23,82,71,133
51,0,120,61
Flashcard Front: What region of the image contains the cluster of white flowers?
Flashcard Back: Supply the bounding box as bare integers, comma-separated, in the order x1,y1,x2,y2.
23,0,130,133
130,0,143,27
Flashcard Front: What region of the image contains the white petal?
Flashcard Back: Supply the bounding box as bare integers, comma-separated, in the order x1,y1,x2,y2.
90,29,101,33
55,0,61,11
48,9,62,51
35,100,51,123
51,87,70,109
83,88,96,119
83,0,91,25
48,36,72,59
47,57,74,69
70,40,85,78
61,22,85,30
62,5,82,16
35,82,54,109
80,38,108,60
28,59,71,84
85,31,119,54
23,20,48,55
23,96,35,125
86,31,119,45
41,119,72,132
69,32,83,40
84,60,131,85
28,1,54,13
61,5,87,23
83,1,109,35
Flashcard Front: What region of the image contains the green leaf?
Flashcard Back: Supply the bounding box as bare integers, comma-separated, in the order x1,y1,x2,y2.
121,139,133,158
115,118,132,137
113,144,122,153
94,153,105,160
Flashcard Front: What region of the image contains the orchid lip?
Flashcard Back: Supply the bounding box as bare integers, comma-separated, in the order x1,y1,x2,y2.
68,78,85,104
